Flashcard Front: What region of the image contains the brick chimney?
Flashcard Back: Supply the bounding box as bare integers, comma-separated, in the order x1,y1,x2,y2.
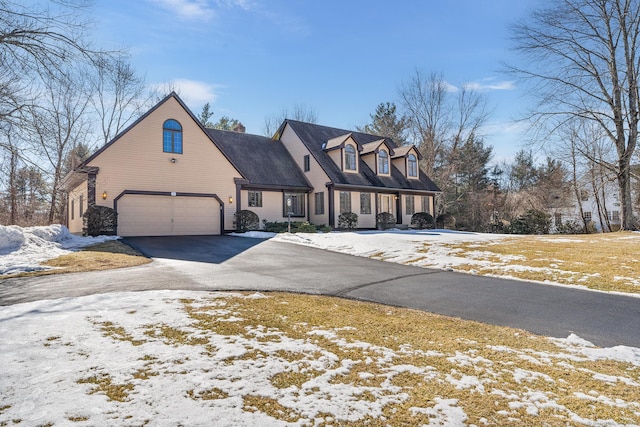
233,122,246,133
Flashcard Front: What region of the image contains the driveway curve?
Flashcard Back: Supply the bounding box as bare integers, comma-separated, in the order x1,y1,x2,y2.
1,235,638,348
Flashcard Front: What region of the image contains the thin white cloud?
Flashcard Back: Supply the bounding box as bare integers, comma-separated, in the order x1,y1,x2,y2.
216,0,255,11
149,0,216,21
153,79,222,106
463,80,516,92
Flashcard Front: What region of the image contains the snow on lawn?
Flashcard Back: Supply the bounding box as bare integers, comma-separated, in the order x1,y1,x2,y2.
1,291,638,426
0,224,118,276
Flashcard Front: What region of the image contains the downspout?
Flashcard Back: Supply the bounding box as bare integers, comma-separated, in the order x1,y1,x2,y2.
396,192,402,224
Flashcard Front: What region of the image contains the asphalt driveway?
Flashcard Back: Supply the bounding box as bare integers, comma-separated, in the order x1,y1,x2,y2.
1,235,639,348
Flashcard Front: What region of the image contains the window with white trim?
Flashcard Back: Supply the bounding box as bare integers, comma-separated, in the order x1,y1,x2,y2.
339,191,351,213
284,192,305,217
345,145,357,170
248,191,262,207
314,192,324,215
360,192,371,214
408,153,418,177
378,149,389,174
405,195,415,215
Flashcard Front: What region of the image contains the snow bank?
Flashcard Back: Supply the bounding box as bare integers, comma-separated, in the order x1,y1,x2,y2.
0,224,119,276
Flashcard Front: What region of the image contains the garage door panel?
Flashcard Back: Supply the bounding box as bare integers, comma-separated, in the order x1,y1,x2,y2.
118,195,220,237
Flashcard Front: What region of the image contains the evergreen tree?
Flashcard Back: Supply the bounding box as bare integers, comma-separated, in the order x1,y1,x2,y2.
358,102,408,144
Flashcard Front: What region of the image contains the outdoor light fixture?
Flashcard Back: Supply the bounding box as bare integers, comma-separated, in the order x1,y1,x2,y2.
170,158,177,163
228,196,233,204
102,191,108,200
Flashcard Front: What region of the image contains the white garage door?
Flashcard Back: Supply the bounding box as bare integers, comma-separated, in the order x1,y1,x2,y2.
118,195,220,236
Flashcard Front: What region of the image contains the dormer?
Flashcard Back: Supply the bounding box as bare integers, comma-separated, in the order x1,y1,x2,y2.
392,145,422,179
361,138,394,177
323,133,360,173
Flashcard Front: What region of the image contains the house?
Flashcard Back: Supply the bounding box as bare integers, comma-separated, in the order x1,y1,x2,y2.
549,167,640,232
62,93,440,236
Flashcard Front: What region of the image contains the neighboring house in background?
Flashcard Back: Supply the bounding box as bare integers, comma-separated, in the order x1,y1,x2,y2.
62,93,440,236
551,170,639,232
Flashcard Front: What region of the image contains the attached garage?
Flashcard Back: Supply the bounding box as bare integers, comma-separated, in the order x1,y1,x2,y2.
116,192,222,237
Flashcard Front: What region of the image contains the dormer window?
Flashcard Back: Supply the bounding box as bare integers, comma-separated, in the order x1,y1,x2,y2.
345,144,357,170
378,149,389,174
408,153,418,177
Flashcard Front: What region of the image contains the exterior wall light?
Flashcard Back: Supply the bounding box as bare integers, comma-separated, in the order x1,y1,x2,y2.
170,158,177,163
228,196,233,204
102,191,108,200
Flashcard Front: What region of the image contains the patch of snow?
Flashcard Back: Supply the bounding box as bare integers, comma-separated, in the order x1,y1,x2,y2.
410,398,468,425
0,224,119,276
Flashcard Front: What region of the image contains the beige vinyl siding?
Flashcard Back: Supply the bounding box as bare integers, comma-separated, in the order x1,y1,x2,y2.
356,191,376,228
392,158,406,176
67,181,88,234
361,153,376,173
280,124,331,226
88,97,242,232
332,190,376,228
241,190,295,227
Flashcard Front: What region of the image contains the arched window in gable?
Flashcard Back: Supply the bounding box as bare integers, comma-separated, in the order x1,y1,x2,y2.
378,149,389,174
345,144,357,170
163,119,183,154
408,153,418,177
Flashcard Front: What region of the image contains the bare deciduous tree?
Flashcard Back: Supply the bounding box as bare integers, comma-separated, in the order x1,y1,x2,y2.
90,56,149,146
263,104,317,136
23,67,92,223
510,0,640,230
398,70,451,178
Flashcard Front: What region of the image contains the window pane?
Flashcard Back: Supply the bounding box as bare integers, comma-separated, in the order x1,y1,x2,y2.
406,195,415,215
360,193,371,214
315,192,324,215
421,196,430,213
164,119,182,130
284,193,305,217
378,150,389,174
408,154,417,177
345,145,356,170
340,191,351,213
163,131,173,152
248,191,262,207
304,155,310,172
163,120,182,153
173,131,182,154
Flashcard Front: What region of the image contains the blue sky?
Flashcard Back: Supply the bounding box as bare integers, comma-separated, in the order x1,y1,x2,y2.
92,0,539,162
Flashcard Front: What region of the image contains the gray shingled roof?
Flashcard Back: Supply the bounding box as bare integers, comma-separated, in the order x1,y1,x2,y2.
206,128,311,190
283,120,441,193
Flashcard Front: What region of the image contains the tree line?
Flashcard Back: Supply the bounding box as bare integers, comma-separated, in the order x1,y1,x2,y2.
2,0,639,232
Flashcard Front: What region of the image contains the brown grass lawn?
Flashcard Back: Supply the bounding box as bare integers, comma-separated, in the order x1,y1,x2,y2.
438,232,640,294
3,292,636,426
2,240,150,279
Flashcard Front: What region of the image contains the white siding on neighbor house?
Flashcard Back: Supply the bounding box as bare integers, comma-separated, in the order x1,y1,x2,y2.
86,97,243,234
67,181,88,234
280,124,331,226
